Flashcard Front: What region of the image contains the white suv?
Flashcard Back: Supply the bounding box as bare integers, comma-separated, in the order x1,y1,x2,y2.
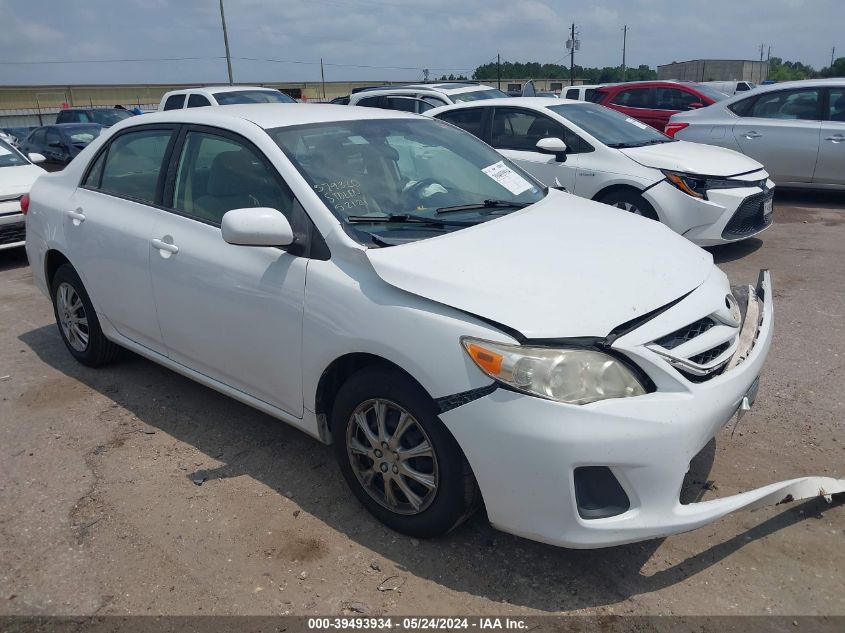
348,82,509,111
159,86,296,110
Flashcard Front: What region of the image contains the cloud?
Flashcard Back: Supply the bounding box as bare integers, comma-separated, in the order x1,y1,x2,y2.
0,0,840,85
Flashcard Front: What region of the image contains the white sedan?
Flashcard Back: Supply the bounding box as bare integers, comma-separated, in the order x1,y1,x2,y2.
427,98,775,246
24,104,842,548
0,138,45,251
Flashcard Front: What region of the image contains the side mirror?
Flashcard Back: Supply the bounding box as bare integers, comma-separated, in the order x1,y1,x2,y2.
536,137,568,162
221,207,294,247
28,152,46,164
688,102,705,110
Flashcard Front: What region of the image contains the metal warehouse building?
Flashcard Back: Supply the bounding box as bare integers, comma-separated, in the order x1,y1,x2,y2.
657,59,769,83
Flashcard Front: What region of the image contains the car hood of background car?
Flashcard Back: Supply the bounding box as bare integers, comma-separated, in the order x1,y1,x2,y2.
0,164,44,194
621,140,764,177
366,192,714,339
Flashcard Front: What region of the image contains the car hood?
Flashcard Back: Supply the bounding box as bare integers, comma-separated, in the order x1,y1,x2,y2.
366,191,714,339
621,140,764,177
0,164,45,195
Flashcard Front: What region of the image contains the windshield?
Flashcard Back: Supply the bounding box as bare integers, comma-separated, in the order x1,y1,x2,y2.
0,139,28,168
692,83,730,102
451,88,510,103
270,118,544,244
90,110,133,126
64,126,102,145
548,102,671,148
213,89,296,105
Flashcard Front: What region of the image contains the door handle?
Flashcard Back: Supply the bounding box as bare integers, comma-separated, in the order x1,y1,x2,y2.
825,134,844,143
66,208,85,224
151,238,179,254
742,131,762,139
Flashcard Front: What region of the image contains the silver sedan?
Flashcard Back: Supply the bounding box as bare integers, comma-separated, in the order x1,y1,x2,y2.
665,79,845,189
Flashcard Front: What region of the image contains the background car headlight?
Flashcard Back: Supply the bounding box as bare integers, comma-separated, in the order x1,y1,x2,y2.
461,337,646,405
662,169,758,200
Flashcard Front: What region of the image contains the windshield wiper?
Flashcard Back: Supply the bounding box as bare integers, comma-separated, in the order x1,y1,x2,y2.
346,213,475,227
435,199,531,214
609,139,670,149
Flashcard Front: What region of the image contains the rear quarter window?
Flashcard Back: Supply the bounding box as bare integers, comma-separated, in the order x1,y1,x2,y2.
163,94,186,111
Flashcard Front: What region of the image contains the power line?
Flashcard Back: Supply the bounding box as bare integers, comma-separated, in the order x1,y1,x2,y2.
0,56,225,65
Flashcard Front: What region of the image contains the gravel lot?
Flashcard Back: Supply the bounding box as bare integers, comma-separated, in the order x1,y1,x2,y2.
1,191,843,617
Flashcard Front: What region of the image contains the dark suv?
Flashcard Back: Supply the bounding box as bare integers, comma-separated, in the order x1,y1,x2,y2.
55,108,134,127
590,81,729,131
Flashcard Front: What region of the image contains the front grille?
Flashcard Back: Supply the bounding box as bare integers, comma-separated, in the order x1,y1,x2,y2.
688,341,731,365
722,191,774,239
0,222,25,246
655,317,716,349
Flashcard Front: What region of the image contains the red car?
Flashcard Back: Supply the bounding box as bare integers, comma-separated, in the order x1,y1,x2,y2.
590,81,729,132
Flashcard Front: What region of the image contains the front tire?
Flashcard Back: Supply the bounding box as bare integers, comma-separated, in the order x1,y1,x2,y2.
332,367,478,538
598,190,659,221
50,264,119,367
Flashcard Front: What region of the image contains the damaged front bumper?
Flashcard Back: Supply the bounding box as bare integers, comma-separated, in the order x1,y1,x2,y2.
441,269,844,548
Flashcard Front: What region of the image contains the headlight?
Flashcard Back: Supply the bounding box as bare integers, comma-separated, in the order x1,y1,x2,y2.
461,337,647,405
662,169,759,200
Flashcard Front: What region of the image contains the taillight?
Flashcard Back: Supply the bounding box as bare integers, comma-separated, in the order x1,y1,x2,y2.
664,122,689,138
20,193,30,215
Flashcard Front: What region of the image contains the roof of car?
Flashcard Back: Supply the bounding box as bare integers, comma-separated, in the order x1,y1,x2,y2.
115,103,421,131
426,97,581,115
164,85,281,95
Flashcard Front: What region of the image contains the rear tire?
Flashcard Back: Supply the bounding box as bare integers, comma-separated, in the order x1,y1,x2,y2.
332,367,479,538
50,264,119,367
598,190,659,221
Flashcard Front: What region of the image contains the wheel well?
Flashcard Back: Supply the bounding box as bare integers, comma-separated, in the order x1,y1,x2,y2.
315,353,429,444
592,183,644,204
44,250,71,289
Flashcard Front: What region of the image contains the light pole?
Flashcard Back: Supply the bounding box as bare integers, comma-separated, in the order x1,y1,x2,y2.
621,25,627,81
219,0,234,85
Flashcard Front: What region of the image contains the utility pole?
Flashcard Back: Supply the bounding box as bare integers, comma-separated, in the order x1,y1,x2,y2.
766,45,771,82
566,24,580,86
219,0,234,85
621,25,627,81
758,43,764,84
832,46,837,68
320,58,326,100
497,53,501,90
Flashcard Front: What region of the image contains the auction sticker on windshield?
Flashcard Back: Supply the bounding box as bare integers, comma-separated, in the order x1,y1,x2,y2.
482,161,532,195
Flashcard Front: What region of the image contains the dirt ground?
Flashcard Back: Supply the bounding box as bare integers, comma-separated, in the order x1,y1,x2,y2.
1,191,843,617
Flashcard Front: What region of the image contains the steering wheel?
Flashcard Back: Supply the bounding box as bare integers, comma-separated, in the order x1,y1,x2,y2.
402,178,447,206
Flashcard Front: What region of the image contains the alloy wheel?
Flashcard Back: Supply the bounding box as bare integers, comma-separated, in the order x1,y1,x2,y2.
56,282,89,352
346,398,439,515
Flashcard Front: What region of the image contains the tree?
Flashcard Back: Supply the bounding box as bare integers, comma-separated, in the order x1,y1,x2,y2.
472,60,656,83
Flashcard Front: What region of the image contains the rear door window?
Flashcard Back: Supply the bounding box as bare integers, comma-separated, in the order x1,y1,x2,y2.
435,108,485,138
356,96,382,108
163,94,186,111
746,88,821,120
97,128,174,203
565,88,579,100
610,88,653,109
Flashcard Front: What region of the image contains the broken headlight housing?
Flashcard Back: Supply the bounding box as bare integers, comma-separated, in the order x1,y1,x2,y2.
461,337,646,405
662,169,757,200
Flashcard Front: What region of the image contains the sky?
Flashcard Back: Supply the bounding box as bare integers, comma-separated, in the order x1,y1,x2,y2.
0,0,840,86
